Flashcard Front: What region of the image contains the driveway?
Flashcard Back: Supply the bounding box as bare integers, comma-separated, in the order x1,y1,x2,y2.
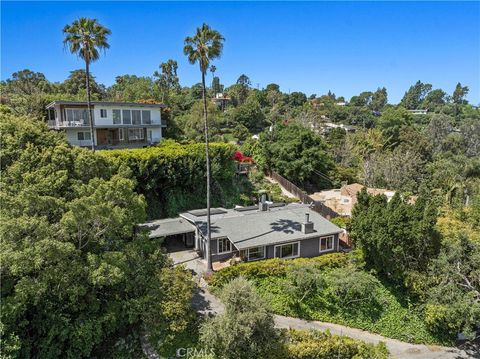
168,248,207,276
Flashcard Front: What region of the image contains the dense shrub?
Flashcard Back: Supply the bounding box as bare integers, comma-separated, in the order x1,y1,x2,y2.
208,253,348,288
257,273,444,345
284,329,389,359
200,277,281,359
210,250,446,345
100,140,236,218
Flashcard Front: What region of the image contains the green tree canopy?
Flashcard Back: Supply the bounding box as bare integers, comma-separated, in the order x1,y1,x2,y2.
228,94,266,133
0,113,195,357
350,189,441,284
256,123,335,188
400,80,432,109
153,59,180,103
61,69,106,98
199,277,281,359
109,74,156,102
452,82,469,104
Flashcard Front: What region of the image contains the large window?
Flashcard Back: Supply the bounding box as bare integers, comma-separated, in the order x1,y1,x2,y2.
247,246,265,261
320,236,334,252
122,109,131,124
113,109,121,124
65,108,89,124
142,110,151,124
217,238,232,254
100,109,107,118
274,242,300,259
77,131,91,141
132,110,141,125
128,128,144,141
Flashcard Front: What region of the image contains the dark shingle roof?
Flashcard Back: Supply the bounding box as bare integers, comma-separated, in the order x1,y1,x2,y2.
183,204,342,250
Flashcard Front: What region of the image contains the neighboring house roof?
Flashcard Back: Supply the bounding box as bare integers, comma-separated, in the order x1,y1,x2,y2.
139,218,195,238
45,100,166,109
181,203,342,250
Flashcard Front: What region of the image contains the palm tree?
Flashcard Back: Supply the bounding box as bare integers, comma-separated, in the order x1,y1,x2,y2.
63,18,111,151
210,65,216,89
184,24,225,272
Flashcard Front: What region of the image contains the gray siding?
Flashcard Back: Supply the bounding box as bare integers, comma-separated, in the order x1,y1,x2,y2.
212,251,238,262
299,236,322,258
262,233,339,260
211,238,238,262
208,233,340,263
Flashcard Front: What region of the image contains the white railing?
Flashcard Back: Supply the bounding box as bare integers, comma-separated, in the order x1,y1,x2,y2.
72,139,94,147
57,120,90,127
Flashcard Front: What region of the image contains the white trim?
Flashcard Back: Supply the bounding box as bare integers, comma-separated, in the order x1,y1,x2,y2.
217,237,233,254
274,241,300,259
319,235,334,253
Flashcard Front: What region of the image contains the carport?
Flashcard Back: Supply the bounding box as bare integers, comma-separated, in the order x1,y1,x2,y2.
140,217,196,249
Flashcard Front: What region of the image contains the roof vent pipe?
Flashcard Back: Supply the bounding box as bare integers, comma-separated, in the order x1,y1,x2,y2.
258,190,268,211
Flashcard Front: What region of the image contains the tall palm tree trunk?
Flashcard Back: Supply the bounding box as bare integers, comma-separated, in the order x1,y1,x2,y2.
202,70,213,273
85,57,95,151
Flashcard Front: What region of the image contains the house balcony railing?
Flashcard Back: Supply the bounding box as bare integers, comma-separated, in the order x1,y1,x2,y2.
48,120,90,128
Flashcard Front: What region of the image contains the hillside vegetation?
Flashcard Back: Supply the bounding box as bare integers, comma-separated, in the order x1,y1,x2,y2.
0,111,197,357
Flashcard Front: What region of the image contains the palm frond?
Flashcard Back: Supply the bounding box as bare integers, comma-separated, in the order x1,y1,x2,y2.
183,23,225,74
62,17,111,63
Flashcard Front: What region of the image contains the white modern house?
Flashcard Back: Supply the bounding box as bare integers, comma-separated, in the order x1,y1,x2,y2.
46,101,166,149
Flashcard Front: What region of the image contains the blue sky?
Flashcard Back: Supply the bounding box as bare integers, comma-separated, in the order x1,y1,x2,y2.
2,1,479,103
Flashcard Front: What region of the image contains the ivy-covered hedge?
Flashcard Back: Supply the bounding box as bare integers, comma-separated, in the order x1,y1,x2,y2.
208,253,348,288
284,329,389,359
100,141,237,218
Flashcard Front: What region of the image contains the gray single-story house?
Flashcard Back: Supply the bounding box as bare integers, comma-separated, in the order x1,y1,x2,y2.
140,202,343,263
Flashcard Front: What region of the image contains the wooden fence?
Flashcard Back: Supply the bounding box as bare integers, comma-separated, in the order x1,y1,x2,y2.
268,170,351,248
268,170,340,219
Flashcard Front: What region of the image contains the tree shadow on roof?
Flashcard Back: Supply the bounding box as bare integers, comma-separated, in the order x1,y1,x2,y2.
233,218,301,245
270,218,301,234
